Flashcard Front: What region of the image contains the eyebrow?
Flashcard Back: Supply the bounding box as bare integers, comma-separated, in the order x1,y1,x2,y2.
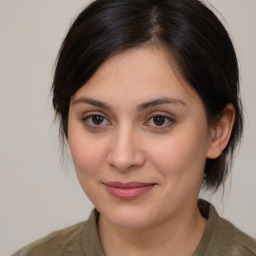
72,97,111,109
137,97,186,111
72,97,186,111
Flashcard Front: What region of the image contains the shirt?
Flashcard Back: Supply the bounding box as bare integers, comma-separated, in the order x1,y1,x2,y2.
12,200,256,256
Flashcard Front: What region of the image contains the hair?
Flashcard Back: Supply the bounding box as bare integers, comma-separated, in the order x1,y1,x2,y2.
52,0,243,191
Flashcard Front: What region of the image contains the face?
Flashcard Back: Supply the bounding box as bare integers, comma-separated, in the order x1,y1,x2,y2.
68,47,213,230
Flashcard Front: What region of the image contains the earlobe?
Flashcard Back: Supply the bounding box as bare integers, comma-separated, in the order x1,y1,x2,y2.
206,103,235,159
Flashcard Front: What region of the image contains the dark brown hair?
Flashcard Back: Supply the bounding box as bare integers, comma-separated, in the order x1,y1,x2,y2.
52,0,243,191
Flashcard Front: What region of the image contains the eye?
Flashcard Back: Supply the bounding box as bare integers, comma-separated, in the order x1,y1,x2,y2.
82,114,111,127
145,114,174,128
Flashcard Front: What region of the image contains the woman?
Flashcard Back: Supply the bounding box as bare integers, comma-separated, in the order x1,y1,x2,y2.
12,0,256,255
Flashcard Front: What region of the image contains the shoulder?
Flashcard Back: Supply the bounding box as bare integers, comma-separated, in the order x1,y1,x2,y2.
11,209,105,256
197,200,256,256
213,216,256,255
11,221,86,256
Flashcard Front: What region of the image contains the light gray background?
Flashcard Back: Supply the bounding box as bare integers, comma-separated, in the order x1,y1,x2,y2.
0,1,255,255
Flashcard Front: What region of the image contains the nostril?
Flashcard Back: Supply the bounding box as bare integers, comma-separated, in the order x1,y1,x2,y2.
107,149,146,171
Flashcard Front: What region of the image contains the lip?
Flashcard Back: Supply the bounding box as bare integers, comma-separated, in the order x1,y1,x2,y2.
104,181,156,200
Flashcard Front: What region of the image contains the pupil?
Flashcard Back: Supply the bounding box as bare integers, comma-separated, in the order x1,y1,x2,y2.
92,115,103,125
153,116,165,126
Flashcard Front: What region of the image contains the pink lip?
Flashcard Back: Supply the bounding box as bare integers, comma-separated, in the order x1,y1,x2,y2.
104,182,156,200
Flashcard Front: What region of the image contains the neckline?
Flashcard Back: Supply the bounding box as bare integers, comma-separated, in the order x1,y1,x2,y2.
193,199,219,255
81,199,219,256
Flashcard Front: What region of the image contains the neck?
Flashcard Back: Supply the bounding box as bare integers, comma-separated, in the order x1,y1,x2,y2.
98,201,207,256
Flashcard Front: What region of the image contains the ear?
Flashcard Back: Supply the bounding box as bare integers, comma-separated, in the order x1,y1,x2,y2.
206,103,235,159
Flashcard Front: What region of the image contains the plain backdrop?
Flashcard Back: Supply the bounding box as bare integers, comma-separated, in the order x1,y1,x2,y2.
0,0,255,255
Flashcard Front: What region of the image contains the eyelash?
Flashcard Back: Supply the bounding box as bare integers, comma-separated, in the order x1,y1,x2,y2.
144,114,174,128
81,114,111,128
81,113,174,130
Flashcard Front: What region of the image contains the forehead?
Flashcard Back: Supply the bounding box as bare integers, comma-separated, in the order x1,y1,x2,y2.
72,47,201,106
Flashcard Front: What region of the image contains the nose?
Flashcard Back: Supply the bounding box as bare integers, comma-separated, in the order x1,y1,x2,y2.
107,125,146,171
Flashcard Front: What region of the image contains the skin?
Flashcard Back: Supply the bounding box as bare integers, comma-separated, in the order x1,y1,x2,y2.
68,47,235,256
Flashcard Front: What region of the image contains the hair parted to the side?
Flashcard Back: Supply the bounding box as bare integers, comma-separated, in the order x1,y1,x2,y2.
52,0,243,191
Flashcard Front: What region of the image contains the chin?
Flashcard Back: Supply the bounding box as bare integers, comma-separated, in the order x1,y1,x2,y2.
99,204,159,230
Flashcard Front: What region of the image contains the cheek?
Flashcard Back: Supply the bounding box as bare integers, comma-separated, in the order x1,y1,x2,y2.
147,126,208,178
68,121,107,180
68,133,108,202
69,139,105,176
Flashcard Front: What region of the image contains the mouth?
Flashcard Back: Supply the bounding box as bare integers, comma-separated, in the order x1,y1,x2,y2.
103,181,156,200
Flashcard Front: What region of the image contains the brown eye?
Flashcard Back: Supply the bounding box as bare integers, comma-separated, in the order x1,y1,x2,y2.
91,115,104,125
82,114,111,127
153,115,166,126
145,114,174,128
